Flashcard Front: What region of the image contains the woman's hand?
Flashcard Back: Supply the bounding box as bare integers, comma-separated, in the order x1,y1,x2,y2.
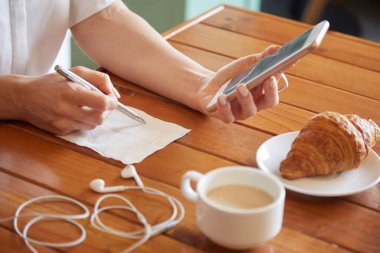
9,66,118,135
196,45,282,123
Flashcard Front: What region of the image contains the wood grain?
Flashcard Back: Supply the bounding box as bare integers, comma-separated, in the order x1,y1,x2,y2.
285,192,380,253
0,172,207,253
0,227,57,253
0,127,360,252
169,24,380,100
202,6,380,72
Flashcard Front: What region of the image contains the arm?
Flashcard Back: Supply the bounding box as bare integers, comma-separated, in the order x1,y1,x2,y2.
71,1,210,110
71,1,280,123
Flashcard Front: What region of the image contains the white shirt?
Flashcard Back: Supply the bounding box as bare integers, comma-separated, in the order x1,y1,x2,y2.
0,0,115,75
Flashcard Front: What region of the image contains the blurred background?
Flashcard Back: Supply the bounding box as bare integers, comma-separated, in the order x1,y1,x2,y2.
62,0,380,69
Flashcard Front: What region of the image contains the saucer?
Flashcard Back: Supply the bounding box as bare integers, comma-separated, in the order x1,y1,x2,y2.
256,131,380,197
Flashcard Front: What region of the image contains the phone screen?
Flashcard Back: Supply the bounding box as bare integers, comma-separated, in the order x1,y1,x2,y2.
223,29,312,95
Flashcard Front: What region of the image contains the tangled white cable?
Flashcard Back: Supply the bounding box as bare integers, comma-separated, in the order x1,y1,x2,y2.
0,195,90,253
90,185,185,253
89,165,185,252
0,166,185,253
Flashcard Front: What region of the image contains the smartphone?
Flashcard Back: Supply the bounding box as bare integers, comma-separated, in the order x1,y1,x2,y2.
206,20,330,112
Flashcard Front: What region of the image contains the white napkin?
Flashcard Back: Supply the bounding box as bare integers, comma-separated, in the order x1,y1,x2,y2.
59,109,190,164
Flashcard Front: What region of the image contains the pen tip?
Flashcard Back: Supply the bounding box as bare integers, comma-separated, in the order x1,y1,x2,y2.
135,116,146,124
54,65,61,72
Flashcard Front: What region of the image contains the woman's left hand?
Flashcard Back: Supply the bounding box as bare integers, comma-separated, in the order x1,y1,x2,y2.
196,45,282,123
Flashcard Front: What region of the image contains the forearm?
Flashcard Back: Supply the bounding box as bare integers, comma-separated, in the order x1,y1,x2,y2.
0,75,25,120
71,1,213,110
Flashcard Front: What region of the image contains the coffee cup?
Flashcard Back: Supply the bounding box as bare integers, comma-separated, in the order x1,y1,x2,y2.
181,166,285,250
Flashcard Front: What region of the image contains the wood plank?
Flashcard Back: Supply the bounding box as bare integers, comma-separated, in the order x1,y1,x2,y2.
0,172,203,253
0,226,57,253
162,5,225,40
280,75,380,123
0,126,356,252
272,228,350,253
285,192,380,253
345,187,380,212
169,24,380,101
287,53,380,100
202,6,380,72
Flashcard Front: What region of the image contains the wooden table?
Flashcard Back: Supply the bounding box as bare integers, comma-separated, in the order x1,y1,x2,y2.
1,5,380,253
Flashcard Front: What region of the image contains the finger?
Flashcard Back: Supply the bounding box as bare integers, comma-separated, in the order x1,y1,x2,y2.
70,66,117,98
275,72,288,91
214,54,261,84
214,45,280,86
252,72,281,102
55,102,109,126
256,77,279,111
64,82,117,111
235,84,257,119
217,95,235,123
253,45,281,65
51,119,96,135
274,72,282,80
262,45,281,58
111,87,121,98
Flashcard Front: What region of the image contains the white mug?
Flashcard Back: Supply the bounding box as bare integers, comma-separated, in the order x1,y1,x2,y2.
181,166,285,250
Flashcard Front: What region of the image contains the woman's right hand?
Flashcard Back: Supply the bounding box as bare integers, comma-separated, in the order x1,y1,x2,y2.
4,66,118,135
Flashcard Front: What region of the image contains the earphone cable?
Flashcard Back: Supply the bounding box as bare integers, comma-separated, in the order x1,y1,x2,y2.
90,188,185,253
0,181,185,253
0,194,90,253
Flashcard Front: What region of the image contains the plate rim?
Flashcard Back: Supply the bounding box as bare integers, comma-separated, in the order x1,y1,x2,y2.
256,131,380,197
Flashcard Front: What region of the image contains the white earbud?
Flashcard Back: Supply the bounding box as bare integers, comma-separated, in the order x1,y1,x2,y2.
121,165,144,187
89,179,126,193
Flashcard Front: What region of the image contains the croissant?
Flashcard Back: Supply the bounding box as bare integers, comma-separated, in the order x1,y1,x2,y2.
280,112,380,179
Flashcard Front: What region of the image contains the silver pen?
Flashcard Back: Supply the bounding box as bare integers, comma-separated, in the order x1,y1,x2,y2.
55,65,146,124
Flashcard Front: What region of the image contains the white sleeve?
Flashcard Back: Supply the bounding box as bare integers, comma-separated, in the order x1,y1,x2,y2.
69,0,117,27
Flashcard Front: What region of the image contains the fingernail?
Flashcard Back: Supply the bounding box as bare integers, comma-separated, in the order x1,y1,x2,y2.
102,110,112,120
219,95,227,106
238,84,249,97
108,97,118,109
112,87,121,98
270,77,277,88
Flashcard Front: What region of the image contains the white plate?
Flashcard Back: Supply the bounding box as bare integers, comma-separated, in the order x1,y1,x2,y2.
256,131,380,197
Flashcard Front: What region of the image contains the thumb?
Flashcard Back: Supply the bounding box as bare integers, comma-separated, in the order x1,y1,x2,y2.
214,44,280,84
215,54,259,84
257,45,281,61
70,66,118,98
